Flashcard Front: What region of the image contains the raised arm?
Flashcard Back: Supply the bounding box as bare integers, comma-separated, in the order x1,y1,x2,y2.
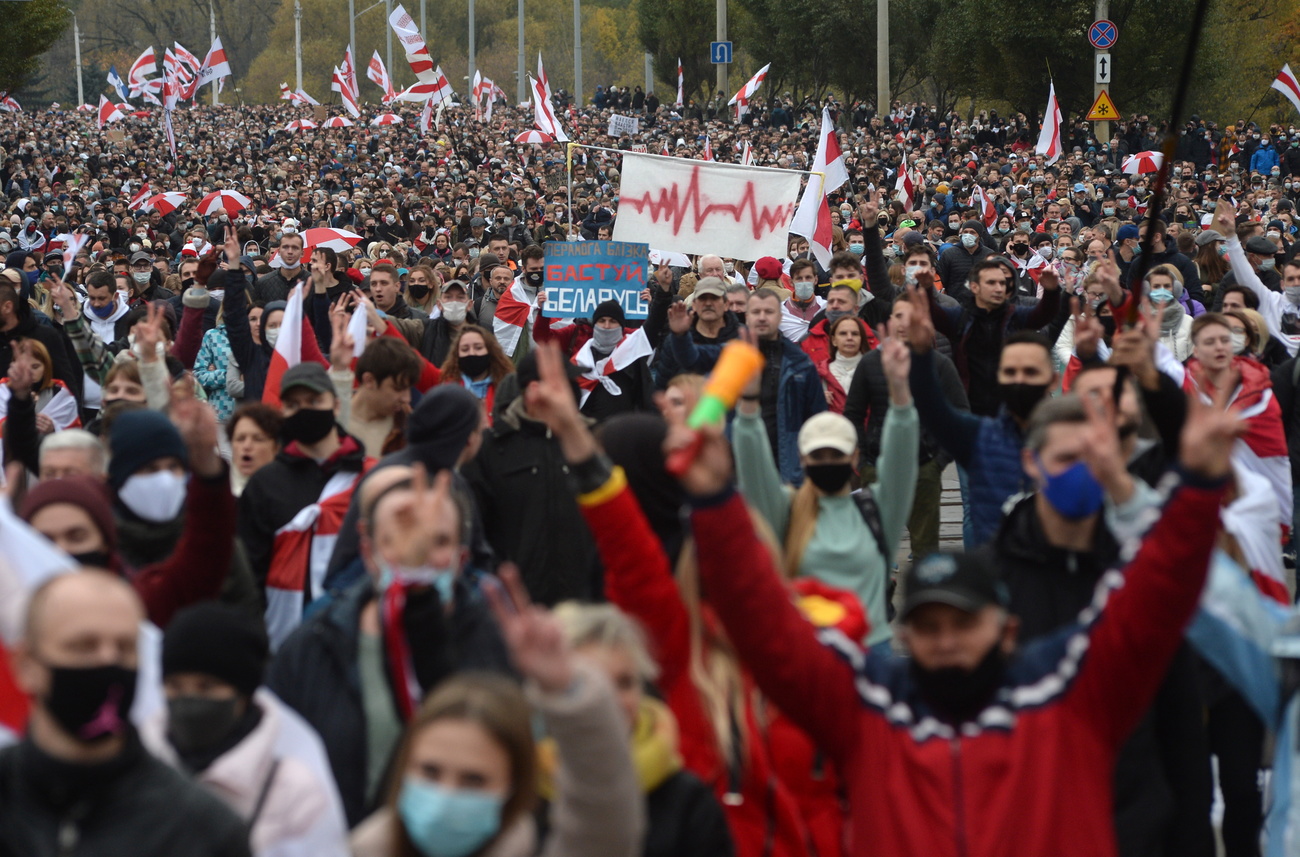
906,284,979,464
1068,381,1236,748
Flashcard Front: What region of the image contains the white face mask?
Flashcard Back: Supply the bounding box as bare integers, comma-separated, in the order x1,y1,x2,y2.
442,300,468,323
724,262,735,274
793,280,815,300
132,271,152,285
119,470,187,522
1230,331,1248,354
265,327,281,347
1037,246,1054,260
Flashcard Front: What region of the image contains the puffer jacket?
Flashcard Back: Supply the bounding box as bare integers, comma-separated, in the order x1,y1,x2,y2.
141,689,350,857
909,348,1031,547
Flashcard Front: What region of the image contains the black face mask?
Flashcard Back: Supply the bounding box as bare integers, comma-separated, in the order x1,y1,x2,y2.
166,695,241,756
71,549,112,569
805,462,853,494
281,406,336,446
459,353,491,378
1098,315,1117,340
42,663,137,742
909,641,1007,724
1010,243,1029,256
407,282,431,300
997,382,1050,421
523,270,544,289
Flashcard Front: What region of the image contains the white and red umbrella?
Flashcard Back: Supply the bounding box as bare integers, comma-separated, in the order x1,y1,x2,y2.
513,129,554,145
76,103,95,112
143,191,188,215
370,113,402,126
322,116,354,128
301,227,362,253
1122,151,1164,175
197,189,252,216
286,119,317,131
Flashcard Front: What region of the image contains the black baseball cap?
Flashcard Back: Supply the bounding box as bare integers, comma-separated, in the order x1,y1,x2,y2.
900,550,1009,621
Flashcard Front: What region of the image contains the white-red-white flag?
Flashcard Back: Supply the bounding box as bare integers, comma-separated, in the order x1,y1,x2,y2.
420,95,433,134
1273,64,1300,118
396,65,453,104
128,183,152,211
388,4,436,80
676,58,683,108
727,62,770,118
538,52,553,102
279,83,319,106
789,107,850,268
971,184,997,228
197,36,231,86
1035,80,1062,165
741,140,753,166
530,74,568,142
367,52,397,102
97,95,126,129
895,168,917,210
702,136,714,161
0,93,19,114
331,47,361,117
128,47,156,92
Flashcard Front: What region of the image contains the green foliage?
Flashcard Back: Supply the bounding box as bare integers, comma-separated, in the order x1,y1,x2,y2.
638,0,718,102
0,0,73,93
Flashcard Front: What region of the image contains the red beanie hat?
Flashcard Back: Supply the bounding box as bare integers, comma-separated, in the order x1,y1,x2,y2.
754,256,783,281
19,475,118,555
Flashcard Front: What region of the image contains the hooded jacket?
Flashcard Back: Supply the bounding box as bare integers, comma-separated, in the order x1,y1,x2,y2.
80,293,131,408
462,393,600,604
221,270,326,403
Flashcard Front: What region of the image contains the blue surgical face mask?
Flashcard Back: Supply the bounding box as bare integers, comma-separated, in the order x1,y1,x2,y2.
91,301,115,318
1035,455,1104,520
377,558,457,606
848,242,865,256
398,777,503,857
1148,287,1174,304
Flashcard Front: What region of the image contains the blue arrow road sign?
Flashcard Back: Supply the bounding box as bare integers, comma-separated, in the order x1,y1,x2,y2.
710,41,733,64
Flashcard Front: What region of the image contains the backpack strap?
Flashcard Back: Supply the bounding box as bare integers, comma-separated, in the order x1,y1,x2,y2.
852,487,889,559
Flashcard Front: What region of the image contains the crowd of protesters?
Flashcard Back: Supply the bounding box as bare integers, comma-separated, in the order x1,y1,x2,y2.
3,86,1300,857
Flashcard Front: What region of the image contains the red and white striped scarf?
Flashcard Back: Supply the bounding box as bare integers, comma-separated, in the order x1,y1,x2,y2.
572,327,652,407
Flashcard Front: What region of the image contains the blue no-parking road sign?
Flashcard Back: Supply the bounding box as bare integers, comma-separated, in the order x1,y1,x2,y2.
1088,19,1118,50
711,41,733,64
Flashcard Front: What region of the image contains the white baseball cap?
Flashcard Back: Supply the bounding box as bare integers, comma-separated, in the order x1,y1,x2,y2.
798,412,857,457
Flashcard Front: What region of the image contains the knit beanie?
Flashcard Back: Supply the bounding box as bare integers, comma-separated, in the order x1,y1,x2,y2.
107,410,188,489
19,475,117,554
162,603,268,697
404,385,484,473
592,299,625,328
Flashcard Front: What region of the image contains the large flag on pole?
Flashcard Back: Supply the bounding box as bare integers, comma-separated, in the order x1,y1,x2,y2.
107,66,131,101
128,47,156,93
197,36,231,86
789,107,850,268
727,62,770,119
263,285,307,407
612,152,801,262
367,51,397,102
1273,64,1300,118
895,167,917,210
676,58,683,107
388,4,436,80
530,74,568,142
396,65,453,104
971,183,998,228
331,47,361,116
1035,80,1062,165
538,52,553,102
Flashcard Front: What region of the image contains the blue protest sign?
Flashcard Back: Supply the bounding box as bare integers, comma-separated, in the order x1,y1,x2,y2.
541,241,649,319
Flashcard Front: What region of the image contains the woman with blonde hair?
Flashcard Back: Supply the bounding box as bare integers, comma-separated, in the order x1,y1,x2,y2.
350,568,643,857
526,343,835,857
734,337,917,650
553,602,733,857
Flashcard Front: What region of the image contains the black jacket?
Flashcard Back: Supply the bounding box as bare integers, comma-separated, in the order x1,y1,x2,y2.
266,577,511,827
1273,356,1300,482
935,242,994,299
0,310,80,402
0,731,250,857
251,268,307,305
843,348,967,468
238,432,370,590
462,393,600,605
989,494,1213,857
644,770,735,857
418,315,474,367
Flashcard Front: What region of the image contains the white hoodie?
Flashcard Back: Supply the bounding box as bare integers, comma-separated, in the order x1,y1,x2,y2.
80,292,132,409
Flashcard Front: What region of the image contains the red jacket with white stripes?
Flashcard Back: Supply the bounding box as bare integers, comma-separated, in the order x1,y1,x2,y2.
689,475,1224,857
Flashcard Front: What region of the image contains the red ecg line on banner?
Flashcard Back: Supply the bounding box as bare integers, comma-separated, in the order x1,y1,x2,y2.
619,165,796,240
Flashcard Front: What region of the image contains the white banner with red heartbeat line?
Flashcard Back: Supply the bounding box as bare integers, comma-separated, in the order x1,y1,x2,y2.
611,152,801,262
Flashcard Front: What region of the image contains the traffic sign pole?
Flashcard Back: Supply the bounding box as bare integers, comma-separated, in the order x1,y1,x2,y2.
716,0,728,103
1093,0,1112,144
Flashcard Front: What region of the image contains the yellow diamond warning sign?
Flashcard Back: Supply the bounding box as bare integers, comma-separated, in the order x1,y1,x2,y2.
1086,90,1119,121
